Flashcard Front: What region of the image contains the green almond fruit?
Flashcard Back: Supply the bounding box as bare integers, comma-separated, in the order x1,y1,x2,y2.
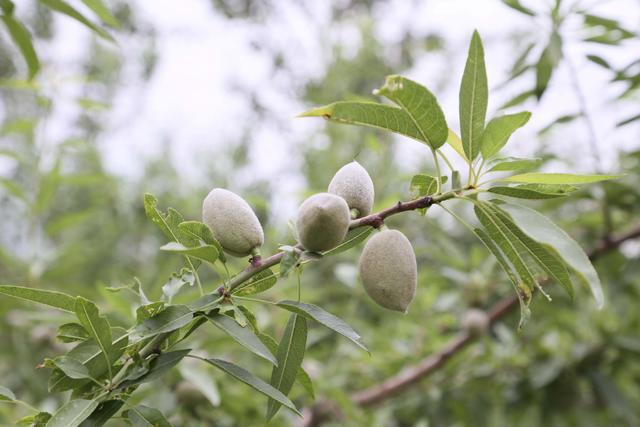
328,161,375,218
202,188,264,257
359,229,417,313
297,193,350,252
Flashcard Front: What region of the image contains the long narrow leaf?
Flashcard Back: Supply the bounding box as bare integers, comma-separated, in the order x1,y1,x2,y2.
459,30,488,161
206,313,278,366
276,300,368,352
487,203,574,298
499,202,604,308
267,314,307,420
74,298,113,379
0,285,76,312
203,358,300,416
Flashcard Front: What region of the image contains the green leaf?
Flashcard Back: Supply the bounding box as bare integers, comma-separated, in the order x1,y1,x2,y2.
480,112,531,159
81,0,118,27
57,323,89,343
206,313,278,366
486,203,574,298
446,129,469,163
472,227,530,329
295,367,315,399
499,90,535,109
616,113,640,127
267,314,307,420
17,412,52,426
499,203,604,308
143,194,197,247
0,14,39,79
276,300,368,352
488,184,578,199
119,349,191,388
46,399,101,427
278,246,300,278
45,357,91,380
535,31,562,99
256,333,313,398
323,226,374,256
0,285,76,312
473,202,537,295
501,0,536,16
298,101,425,143
49,339,126,393
234,268,277,296
178,363,220,407
373,75,448,149
537,114,579,135
74,298,113,379
502,173,623,185
410,174,448,198
459,30,488,161
78,400,123,427
160,241,219,265
136,302,165,323
48,334,128,392
202,358,300,416
178,221,226,263
586,54,611,69
133,305,194,341
39,0,113,41
161,270,194,301
487,157,541,172
125,406,171,427
0,385,15,401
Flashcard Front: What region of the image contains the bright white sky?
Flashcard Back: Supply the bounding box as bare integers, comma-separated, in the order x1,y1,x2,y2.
5,0,640,217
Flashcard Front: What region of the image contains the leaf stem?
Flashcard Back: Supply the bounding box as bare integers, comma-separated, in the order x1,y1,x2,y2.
431,147,443,194
475,158,486,185
436,149,455,172
188,259,204,296
231,295,275,305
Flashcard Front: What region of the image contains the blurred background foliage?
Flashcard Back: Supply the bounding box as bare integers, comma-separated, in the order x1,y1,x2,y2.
1,0,639,426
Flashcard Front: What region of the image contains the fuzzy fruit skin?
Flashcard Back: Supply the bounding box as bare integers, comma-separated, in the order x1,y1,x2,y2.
202,188,264,257
328,161,374,217
359,229,417,313
297,193,350,252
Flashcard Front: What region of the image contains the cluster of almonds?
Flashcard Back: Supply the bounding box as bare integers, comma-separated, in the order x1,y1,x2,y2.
202,161,418,313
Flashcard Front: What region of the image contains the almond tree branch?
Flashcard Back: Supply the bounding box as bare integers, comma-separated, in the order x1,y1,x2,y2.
227,189,466,293
298,223,640,427
109,189,470,391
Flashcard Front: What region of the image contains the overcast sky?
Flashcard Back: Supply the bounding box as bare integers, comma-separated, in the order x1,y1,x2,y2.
4,0,640,217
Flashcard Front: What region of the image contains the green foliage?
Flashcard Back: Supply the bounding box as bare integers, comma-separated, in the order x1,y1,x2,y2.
0,286,76,312
0,5,636,425
125,405,171,427
502,173,623,185
0,11,39,79
459,30,488,161
480,112,531,159
207,313,277,365
276,300,368,352
500,203,604,308
267,314,307,420
46,399,100,427
199,358,300,416
373,75,448,149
